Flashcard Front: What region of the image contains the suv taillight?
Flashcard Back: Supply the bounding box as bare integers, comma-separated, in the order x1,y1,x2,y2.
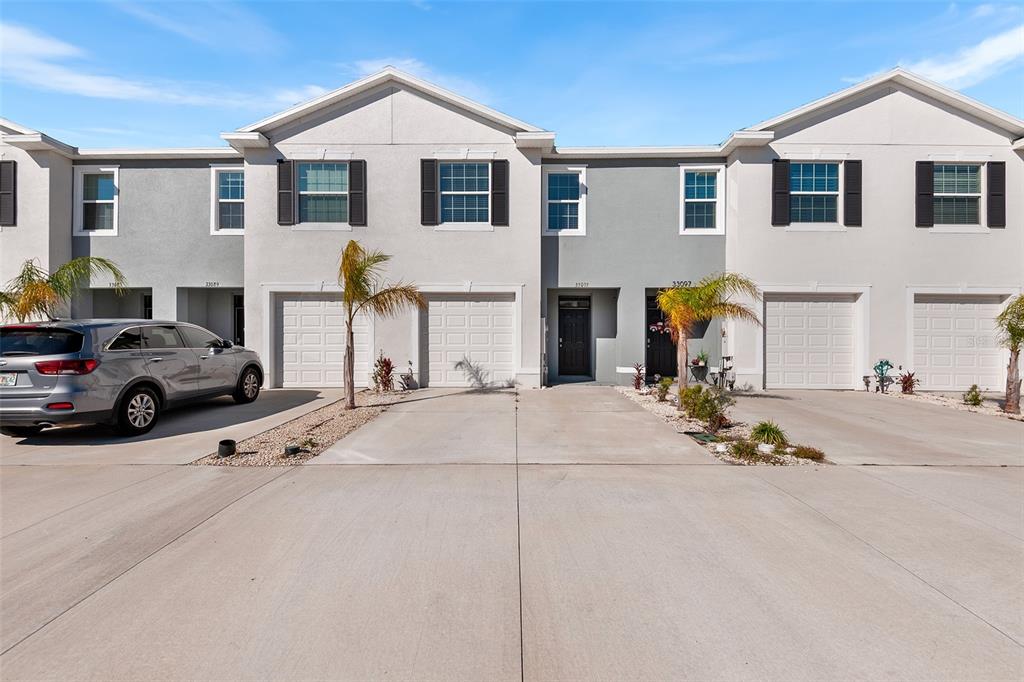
34,359,100,375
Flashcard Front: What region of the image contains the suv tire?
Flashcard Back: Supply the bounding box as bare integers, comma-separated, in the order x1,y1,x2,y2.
117,386,160,436
233,367,261,404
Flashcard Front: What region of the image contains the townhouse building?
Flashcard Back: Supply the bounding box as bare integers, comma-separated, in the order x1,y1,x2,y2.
1,68,1021,393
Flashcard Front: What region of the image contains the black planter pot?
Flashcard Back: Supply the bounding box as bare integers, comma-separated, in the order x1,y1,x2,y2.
690,365,709,383
218,439,236,458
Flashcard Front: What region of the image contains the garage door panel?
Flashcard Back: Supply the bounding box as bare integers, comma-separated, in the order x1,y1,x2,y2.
277,293,370,388
913,295,1005,391
426,294,516,387
766,296,857,389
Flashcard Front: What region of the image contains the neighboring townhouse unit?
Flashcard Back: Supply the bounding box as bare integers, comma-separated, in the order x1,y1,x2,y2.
1,68,1020,392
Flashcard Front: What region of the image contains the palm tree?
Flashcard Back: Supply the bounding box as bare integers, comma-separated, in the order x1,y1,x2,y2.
656,273,761,409
338,240,425,410
0,258,126,323
996,294,1024,415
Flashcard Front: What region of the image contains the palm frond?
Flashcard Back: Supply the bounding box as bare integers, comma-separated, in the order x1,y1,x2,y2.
656,272,762,337
996,294,1024,351
49,257,127,299
357,284,426,319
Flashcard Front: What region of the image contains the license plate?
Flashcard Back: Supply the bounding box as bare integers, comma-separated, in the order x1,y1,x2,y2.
0,372,16,387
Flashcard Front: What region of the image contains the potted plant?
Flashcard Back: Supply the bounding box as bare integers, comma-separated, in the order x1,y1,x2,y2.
690,350,710,383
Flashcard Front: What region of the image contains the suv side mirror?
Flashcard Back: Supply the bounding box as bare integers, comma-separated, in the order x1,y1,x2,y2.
221,339,233,349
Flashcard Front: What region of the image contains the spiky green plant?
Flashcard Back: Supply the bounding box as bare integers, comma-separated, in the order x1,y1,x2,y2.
656,273,761,410
750,420,788,446
0,258,126,322
338,240,425,410
996,294,1024,414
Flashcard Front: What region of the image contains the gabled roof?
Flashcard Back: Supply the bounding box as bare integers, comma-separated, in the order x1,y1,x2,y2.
746,68,1024,138
235,67,547,135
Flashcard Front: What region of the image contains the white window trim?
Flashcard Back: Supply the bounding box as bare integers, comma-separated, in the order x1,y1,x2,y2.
435,159,493,232
786,160,844,232
294,160,351,231
543,165,587,237
929,162,988,234
679,163,725,236
209,164,245,235
73,165,119,237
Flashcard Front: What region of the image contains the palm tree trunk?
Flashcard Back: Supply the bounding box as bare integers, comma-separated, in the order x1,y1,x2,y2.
1006,348,1021,415
344,317,356,410
675,328,689,411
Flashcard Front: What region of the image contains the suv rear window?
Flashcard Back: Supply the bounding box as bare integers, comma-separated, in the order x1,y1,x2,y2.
0,327,85,356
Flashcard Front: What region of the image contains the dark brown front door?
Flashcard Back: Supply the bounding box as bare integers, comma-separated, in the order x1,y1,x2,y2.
558,299,590,376
646,295,676,379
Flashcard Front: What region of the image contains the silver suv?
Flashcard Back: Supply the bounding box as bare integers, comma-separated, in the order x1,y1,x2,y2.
0,320,264,437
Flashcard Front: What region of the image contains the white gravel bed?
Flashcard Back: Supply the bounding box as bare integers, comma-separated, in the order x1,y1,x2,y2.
193,390,406,466
615,385,826,466
883,390,1024,422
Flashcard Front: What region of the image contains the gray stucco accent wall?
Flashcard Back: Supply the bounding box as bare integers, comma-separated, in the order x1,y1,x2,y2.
542,159,727,383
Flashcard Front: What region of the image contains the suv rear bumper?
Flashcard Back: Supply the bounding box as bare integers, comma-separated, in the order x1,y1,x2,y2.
0,405,114,427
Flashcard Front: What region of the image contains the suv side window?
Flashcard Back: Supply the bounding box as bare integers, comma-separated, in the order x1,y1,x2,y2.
107,327,142,350
142,325,185,349
178,325,222,350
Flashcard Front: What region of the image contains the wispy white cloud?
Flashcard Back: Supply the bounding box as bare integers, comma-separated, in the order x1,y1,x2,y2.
342,57,492,103
271,84,331,107
903,23,1024,87
842,24,1024,88
972,4,997,19
112,1,282,54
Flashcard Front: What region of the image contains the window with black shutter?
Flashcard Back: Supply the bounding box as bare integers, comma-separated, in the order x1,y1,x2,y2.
421,159,438,226
0,160,15,227
277,160,294,226
844,160,862,227
987,161,1006,228
771,159,790,226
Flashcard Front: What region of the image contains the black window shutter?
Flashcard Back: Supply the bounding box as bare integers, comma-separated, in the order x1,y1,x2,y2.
491,159,509,226
915,161,934,227
277,160,295,226
844,160,862,227
771,159,790,226
0,160,16,227
987,161,1006,228
421,159,438,226
349,160,367,226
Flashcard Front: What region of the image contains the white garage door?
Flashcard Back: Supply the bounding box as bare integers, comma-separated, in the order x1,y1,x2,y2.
913,295,1005,391
765,295,857,389
277,293,370,387
427,294,515,387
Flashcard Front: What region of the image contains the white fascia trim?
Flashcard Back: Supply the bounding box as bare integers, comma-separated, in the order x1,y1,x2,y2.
0,118,38,135
542,165,587,237
516,132,556,151
409,283,526,380
678,163,725,236
2,133,77,157
903,285,1019,382
220,132,269,151
747,68,1024,138
238,67,544,135
76,148,241,160
754,284,873,389
1013,138,1024,151
73,165,119,237
260,283,375,389
209,164,245,236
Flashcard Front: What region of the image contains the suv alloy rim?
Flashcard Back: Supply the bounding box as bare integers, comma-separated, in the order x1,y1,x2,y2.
127,393,156,428
243,372,259,399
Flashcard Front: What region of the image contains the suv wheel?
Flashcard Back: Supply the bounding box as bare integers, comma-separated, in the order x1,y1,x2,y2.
117,386,160,436
233,367,261,404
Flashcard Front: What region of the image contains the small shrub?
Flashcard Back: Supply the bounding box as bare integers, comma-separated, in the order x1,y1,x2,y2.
684,385,734,433
790,445,825,461
654,376,673,402
750,420,788,446
731,439,783,464
632,362,645,391
372,352,395,392
679,384,704,415
899,371,918,394
962,384,983,406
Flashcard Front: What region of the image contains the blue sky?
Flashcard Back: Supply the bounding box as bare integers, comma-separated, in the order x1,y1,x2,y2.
1,1,1022,149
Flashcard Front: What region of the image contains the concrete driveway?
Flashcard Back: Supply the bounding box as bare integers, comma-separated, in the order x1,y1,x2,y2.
1,385,1021,680
732,390,1023,465
0,389,340,465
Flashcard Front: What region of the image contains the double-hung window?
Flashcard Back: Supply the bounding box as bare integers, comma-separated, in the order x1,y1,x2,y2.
298,162,349,224
543,166,585,235
211,166,244,233
790,162,839,223
680,165,724,234
933,164,980,225
439,162,489,223
74,166,119,235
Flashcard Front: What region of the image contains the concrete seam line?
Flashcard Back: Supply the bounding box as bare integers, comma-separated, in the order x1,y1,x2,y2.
1,466,178,540
751,472,1024,648
0,467,297,657
514,387,525,682
850,466,1024,543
